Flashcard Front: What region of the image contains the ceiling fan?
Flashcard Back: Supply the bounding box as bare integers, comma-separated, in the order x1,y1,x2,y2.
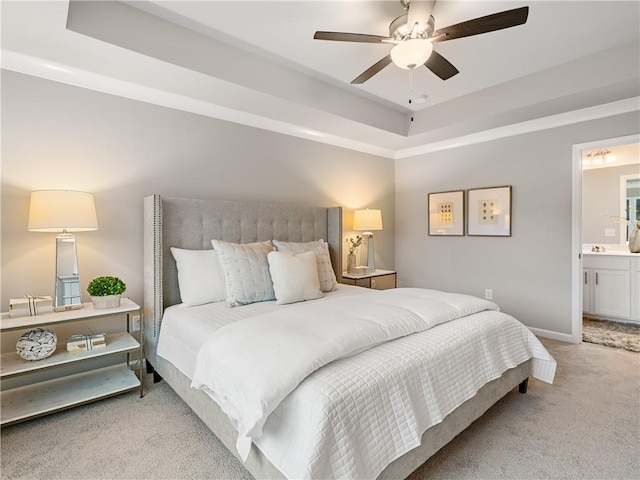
313,0,529,84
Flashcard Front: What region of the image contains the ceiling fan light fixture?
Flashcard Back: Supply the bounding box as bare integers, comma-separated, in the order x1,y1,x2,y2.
390,39,433,69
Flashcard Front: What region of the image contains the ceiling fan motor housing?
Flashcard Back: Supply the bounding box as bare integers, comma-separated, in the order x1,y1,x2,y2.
389,14,435,40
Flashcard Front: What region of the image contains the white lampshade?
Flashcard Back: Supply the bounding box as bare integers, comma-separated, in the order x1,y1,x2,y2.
28,190,98,232
391,39,433,70
353,209,383,231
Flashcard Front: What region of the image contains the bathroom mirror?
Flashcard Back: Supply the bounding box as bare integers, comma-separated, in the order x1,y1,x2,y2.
582,143,640,245
55,234,83,310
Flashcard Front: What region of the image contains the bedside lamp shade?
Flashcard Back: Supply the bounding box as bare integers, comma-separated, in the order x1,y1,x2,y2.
353,209,383,232
28,190,98,311
353,209,383,272
28,190,98,232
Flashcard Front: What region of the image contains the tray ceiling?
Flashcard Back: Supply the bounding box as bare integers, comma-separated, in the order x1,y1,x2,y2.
2,1,639,158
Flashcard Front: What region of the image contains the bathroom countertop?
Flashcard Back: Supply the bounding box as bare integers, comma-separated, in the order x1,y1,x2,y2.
583,251,640,257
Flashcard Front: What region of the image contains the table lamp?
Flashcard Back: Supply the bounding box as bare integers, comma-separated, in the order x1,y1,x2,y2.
28,190,98,311
353,209,383,273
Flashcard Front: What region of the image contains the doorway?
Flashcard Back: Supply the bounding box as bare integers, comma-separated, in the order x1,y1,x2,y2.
572,134,640,344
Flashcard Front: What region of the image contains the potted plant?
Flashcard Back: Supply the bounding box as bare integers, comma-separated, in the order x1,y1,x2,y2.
87,276,126,309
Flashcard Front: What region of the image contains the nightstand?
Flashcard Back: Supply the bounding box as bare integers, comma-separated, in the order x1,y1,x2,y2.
0,298,143,427
341,269,397,290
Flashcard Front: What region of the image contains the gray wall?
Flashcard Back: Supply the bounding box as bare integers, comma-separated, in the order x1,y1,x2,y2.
1,71,395,311
3,70,639,343
395,112,639,336
583,164,640,244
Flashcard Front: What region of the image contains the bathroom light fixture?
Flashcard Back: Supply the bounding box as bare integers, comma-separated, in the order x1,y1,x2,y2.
353,209,383,272
29,190,98,311
584,149,616,167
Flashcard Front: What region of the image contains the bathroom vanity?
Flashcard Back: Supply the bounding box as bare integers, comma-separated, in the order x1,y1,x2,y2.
583,249,640,323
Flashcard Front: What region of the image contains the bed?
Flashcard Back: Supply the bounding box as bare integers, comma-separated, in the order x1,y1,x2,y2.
143,194,556,480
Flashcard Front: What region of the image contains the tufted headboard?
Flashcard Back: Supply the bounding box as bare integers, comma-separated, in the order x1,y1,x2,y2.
143,195,343,356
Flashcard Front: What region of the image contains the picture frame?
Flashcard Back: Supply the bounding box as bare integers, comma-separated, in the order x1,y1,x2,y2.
428,190,465,236
467,186,512,236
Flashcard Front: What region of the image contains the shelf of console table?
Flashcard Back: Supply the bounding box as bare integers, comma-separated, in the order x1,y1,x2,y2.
1,365,140,426
0,333,139,378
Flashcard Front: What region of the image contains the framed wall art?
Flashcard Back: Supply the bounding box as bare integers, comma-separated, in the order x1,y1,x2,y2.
428,190,465,236
467,186,512,236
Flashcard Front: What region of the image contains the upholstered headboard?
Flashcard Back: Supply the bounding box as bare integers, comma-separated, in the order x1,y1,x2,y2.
143,195,343,354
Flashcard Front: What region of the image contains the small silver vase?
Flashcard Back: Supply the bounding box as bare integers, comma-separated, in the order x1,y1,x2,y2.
629,228,640,253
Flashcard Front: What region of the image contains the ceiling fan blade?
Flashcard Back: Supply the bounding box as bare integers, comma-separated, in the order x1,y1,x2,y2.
351,55,393,84
407,0,436,27
433,6,529,42
314,31,391,43
424,50,459,80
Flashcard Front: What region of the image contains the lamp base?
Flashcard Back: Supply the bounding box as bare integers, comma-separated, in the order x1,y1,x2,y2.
55,233,83,311
363,232,375,271
54,304,84,312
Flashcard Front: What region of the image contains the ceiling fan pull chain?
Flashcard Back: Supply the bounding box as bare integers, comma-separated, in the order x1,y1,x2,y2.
408,68,414,105
409,68,415,122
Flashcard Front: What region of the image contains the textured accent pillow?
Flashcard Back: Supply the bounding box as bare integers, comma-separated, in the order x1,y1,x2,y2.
272,239,338,292
170,248,226,306
211,239,275,307
267,251,323,305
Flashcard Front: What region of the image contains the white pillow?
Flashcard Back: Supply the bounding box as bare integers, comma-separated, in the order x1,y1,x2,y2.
267,251,323,305
170,248,226,307
211,239,275,307
272,239,337,292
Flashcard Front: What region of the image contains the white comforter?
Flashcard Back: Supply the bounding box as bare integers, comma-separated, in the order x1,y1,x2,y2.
190,288,556,479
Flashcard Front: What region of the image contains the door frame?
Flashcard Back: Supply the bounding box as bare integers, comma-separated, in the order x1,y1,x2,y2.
620,173,640,242
571,133,640,344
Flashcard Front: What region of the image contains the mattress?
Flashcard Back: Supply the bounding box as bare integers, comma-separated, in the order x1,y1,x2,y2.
157,285,555,479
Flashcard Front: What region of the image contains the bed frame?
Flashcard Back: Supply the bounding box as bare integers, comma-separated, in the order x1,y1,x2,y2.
143,194,530,479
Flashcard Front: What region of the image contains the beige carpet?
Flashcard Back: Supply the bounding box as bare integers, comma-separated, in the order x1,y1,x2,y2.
1,338,639,480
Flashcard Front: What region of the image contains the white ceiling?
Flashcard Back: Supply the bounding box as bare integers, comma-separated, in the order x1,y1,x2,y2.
129,1,638,110
2,1,639,158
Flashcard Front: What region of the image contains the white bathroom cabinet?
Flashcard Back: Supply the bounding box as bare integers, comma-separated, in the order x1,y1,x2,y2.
583,253,639,322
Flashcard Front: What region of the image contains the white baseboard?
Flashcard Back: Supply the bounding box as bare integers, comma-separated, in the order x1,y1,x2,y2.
529,326,579,344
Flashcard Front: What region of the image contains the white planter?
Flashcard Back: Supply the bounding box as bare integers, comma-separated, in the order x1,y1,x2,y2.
629,228,640,253
91,294,121,309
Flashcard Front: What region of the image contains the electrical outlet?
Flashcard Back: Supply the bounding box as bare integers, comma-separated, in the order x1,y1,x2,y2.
604,228,616,237
132,315,141,331
484,289,493,300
